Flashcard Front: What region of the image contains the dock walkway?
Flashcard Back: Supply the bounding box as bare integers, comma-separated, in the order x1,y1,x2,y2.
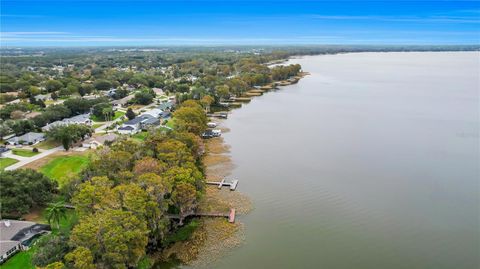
206,179,239,190
168,208,236,223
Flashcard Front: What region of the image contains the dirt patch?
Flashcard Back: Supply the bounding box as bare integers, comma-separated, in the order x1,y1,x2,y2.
23,207,43,222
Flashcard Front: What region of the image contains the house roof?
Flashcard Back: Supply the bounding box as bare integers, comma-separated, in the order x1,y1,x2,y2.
0,240,20,256
0,220,36,241
7,132,45,144
142,117,160,125
42,121,65,131
158,101,173,110
142,108,163,118
0,220,51,258
118,125,135,131
94,133,118,144
65,113,90,123
123,114,155,125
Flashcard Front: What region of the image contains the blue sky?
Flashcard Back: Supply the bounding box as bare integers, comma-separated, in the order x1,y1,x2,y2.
1,0,479,46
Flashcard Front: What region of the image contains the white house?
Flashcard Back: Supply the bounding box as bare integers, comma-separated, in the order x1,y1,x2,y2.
142,108,163,118
82,133,118,149
117,114,160,135
6,132,45,145
42,114,91,131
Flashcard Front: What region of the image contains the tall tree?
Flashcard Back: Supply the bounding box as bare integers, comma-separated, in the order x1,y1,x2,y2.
125,108,136,120
46,201,68,230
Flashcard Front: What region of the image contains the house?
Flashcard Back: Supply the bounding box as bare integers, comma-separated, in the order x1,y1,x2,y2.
0,220,51,264
158,101,174,111
106,88,117,97
117,114,160,135
0,147,10,157
42,120,65,132
142,108,163,118
42,114,91,131
63,114,92,125
82,133,118,149
33,94,51,102
152,88,164,96
6,132,45,145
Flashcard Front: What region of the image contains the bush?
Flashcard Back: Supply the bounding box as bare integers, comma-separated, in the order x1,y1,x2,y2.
33,147,39,153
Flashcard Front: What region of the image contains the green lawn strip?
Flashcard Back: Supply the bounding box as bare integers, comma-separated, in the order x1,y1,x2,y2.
132,131,149,141
12,148,40,157
0,158,19,170
165,118,175,129
90,111,125,122
92,123,104,129
113,111,125,120
40,155,90,187
0,244,37,269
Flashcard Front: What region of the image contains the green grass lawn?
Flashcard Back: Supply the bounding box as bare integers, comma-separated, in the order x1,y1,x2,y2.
0,244,37,269
132,131,149,141
36,139,61,150
92,123,104,129
40,155,90,187
0,157,19,170
12,148,40,157
165,118,175,129
90,111,125,122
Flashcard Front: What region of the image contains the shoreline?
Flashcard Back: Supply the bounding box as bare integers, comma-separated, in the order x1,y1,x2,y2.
158,65,308,267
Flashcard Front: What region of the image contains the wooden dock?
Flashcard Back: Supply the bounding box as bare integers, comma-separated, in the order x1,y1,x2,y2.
206,179,239,190
167,208,236,223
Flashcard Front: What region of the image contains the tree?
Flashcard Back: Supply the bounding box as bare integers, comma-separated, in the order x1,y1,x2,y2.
72,176,114,216
155,139,194,167
133,91,154,105
0,169,57,216
69,209,148,268
88,150,133,180
93,80,112,91
125,108,136,120
92,102,113,121
32,234,70,267
45,80,64,92
200,95,214,112
133,156,165,176
173,104,208,135
171,182,197,225
46,201,68,230
65,247,95,269
46,124,92,151
215,85,230,100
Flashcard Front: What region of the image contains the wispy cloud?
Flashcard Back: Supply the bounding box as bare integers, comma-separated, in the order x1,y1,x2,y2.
309,15,480,24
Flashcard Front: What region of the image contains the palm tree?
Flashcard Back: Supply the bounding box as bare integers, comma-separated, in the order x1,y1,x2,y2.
46,201,67,230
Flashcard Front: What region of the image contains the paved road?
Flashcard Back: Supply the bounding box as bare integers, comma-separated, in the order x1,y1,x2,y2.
4,146,63,171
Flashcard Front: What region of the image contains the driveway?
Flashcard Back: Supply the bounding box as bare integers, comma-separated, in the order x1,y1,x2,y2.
4,146,64,171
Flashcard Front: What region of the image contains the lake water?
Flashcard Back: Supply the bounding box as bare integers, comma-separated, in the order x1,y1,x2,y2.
212,52,480,269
